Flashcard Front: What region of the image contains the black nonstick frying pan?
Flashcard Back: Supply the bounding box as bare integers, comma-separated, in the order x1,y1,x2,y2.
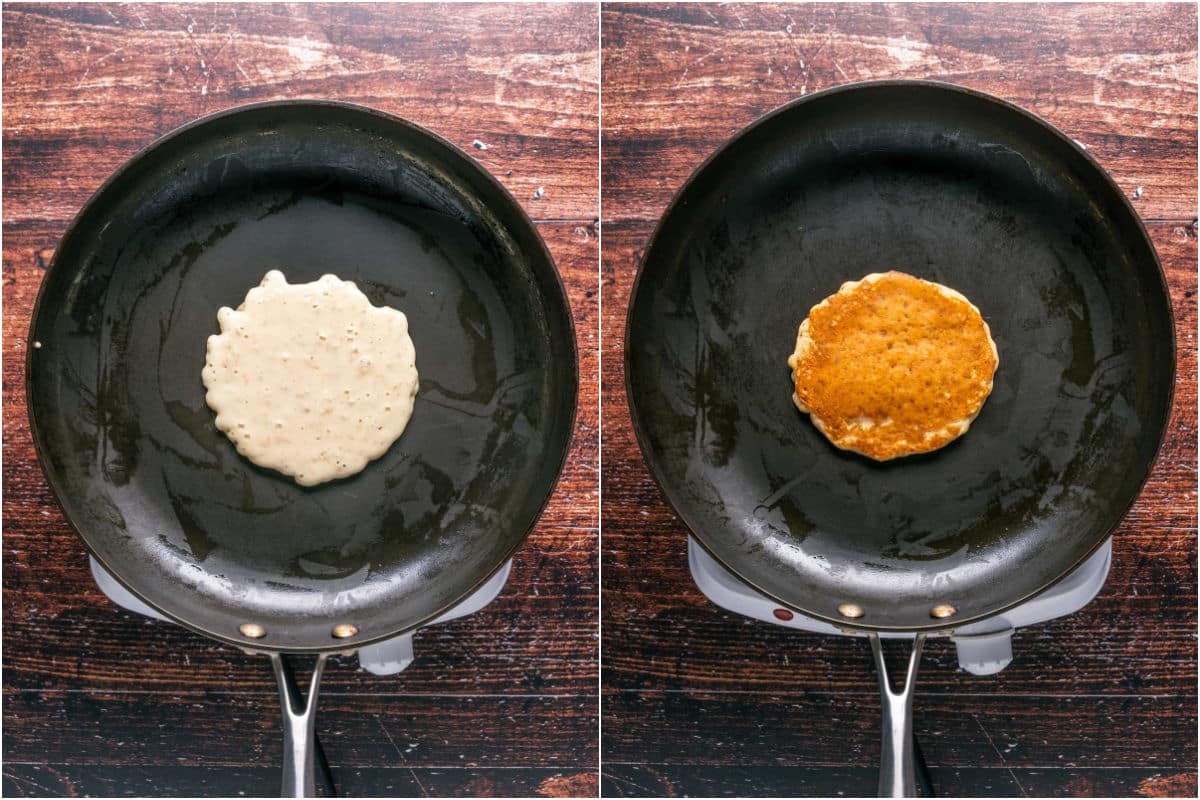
27,101,578,796
625,81,1174,796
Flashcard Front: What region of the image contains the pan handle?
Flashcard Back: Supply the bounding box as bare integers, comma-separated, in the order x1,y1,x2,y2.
869,633,932,798
270,653,335,798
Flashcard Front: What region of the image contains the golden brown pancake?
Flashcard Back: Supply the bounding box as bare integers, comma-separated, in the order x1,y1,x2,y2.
787,271,998,461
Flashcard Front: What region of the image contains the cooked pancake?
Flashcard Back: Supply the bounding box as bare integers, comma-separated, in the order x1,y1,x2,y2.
787,271,998,461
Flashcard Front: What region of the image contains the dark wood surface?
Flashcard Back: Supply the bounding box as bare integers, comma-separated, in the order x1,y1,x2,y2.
2,3,598,797
600,3,1197,798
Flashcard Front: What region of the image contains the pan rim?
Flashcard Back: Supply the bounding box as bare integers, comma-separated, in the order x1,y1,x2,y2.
25,98,580,653
622,78,1177,634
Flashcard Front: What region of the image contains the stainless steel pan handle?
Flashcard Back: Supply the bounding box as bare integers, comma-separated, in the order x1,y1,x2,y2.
869,633,932,798
270,653,335,798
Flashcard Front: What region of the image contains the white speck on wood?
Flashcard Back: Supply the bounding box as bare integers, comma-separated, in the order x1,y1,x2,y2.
533,186,544,200
884,36,929,68
473,139,488,150
288,41,326,68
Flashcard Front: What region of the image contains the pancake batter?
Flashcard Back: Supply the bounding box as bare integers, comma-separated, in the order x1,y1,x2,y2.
202,270,419,486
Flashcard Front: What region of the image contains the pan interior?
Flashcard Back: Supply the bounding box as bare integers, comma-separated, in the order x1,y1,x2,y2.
29,103,576,649
627,84,1173,630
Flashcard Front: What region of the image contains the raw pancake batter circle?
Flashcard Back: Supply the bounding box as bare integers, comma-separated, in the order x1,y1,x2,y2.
202,270,419,486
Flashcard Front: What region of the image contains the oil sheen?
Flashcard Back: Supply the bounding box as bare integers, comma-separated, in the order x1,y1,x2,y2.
202,270,419,486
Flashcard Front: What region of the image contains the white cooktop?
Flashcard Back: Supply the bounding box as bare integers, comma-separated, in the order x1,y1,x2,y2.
687,536,1112,675
88,555,512,675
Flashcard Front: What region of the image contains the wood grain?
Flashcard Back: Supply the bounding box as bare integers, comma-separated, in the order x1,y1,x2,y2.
602,766,1198,799
602,2,1197,221
602,692,1196,767
3,3,599,222
3,691,596,767
2,4,598,796
600,3,1196,798
4,765,599,799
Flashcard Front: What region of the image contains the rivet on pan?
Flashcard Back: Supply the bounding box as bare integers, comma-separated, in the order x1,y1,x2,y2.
239,623,266,639
837,603,864,619
32,341,42,349
332,624,359,639
931,604,957,619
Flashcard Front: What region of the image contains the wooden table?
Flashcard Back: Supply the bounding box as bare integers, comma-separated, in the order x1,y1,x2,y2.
601,4,1197,797
1,4,598,796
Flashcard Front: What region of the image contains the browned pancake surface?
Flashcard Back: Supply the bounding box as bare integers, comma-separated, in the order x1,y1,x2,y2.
787,271,998,460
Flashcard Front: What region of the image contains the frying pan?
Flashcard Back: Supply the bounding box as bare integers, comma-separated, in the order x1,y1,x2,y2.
625,81,1174,796
27,101,578,796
